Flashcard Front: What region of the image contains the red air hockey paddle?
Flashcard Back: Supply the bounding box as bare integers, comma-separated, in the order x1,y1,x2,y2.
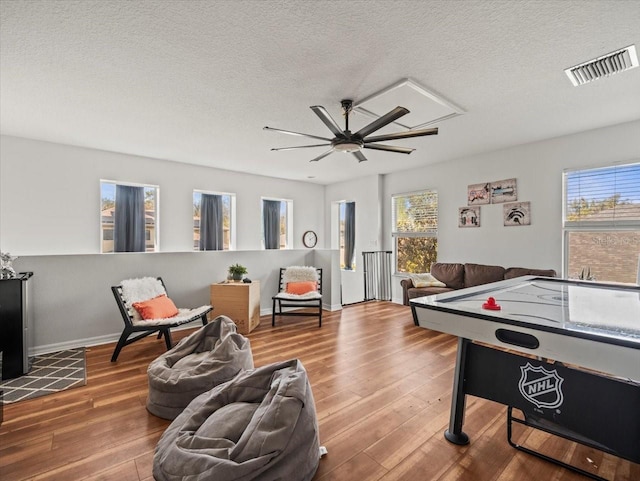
482,297,501,310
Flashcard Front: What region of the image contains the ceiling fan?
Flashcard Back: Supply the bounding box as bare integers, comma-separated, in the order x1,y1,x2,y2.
264,99,438,163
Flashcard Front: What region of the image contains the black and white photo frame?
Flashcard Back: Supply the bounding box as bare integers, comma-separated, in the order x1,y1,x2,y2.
490,178,517,203
464,178,529,227
459,206,480,227
503,201,531,226
467,183,491,205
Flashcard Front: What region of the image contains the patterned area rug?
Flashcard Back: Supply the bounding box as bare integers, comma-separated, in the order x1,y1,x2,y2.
0,348,86,404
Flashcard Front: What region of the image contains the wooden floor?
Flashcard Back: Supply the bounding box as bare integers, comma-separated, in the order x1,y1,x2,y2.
1,301,637,481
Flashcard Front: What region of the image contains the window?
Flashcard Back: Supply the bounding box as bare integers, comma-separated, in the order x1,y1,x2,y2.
262,198,292,249
392,190,438,274
339,201,356,270
101,181,158,253
563,162,640,283
193,191,235,250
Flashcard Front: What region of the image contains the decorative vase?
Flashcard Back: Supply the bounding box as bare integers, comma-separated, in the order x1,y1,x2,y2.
232,273,243,281
1,252,17,279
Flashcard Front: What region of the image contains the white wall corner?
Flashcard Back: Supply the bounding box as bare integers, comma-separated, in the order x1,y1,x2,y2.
324,302,343,312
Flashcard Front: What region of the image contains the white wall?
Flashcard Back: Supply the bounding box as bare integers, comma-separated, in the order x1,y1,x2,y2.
12,249,342,354
3,120,638,348
325,175,383,304
0,136,340,353
0,135,325,254
383,120,640,303
313,249,343,311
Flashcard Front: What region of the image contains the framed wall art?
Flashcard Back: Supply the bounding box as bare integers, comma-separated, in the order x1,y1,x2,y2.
459,206,480,227
503,201,531,226
467,183,491,205
491,178,517,203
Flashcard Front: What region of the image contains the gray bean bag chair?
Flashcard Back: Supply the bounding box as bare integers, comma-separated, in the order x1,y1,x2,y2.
147,315,253,420
153,359,320,481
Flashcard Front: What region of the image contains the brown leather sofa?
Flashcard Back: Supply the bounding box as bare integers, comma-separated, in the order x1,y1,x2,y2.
400,262,557,305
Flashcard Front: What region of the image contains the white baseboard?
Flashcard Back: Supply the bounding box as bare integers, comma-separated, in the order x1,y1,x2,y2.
29,302,347,356
324,303,342,311
28,321,204,357
29,333,118,357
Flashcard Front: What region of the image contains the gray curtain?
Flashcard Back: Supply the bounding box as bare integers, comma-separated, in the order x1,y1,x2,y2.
200,194,224,250
344,202,356,270
263,200,281,249
114,185,146,252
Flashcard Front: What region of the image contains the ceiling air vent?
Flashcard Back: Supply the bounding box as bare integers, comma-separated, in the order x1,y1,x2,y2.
565,45,638,86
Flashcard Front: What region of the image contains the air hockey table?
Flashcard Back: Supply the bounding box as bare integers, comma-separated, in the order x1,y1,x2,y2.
410,276,640,479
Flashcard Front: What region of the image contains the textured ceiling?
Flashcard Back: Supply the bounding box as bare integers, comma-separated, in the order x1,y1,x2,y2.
2,0,640,185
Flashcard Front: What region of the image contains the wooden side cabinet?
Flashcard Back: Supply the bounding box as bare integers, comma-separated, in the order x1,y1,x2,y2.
210,281,261,335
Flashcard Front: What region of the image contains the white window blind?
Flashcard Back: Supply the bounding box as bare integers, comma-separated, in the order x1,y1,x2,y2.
392,190,438,235
562,161,640,284
564,162,640,227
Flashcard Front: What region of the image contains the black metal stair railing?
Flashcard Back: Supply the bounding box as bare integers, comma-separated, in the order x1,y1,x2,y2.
362,251,392,301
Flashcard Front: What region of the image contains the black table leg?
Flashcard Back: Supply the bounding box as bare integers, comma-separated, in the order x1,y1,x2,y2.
444,337,470,445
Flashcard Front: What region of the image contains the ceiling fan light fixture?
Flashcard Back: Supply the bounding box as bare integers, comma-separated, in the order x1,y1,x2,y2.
265,96,438,162
333,141,363,153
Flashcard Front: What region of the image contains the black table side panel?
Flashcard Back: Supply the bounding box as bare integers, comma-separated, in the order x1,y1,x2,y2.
464,343,640,463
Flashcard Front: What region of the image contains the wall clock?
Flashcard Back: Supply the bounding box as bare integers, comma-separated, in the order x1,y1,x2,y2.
302,230,317,248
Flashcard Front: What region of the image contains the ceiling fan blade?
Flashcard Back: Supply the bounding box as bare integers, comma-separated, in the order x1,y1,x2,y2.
310,106,344,137
271,143,332,151
309,149,335,162
263,126,332,142
363,143,414,154
354,106,409,138
352,151,367,163
363,127,438,143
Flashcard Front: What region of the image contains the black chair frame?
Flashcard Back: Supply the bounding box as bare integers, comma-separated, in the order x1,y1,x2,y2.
111,277,211,362
272,267,323,327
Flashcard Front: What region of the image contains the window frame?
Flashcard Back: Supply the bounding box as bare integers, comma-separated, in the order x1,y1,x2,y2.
100,180,159,254
562,161,640,281
391,189,438,275
193,190,236,251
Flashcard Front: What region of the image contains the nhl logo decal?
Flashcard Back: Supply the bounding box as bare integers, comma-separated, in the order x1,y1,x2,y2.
518,362,564,409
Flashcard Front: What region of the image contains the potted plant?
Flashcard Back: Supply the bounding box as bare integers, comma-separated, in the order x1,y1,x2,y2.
228,263,248,281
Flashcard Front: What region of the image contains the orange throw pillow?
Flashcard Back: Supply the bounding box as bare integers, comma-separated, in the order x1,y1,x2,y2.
132,294,178,320
285,281,317,295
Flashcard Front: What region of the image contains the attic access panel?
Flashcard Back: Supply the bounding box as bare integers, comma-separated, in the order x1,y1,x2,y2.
353,78,464,130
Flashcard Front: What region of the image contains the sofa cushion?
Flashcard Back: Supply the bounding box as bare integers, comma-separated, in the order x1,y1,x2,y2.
505,267,557,280
431,263,465,289
464,263,505,287
409,273,446,288
408,286,455,299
